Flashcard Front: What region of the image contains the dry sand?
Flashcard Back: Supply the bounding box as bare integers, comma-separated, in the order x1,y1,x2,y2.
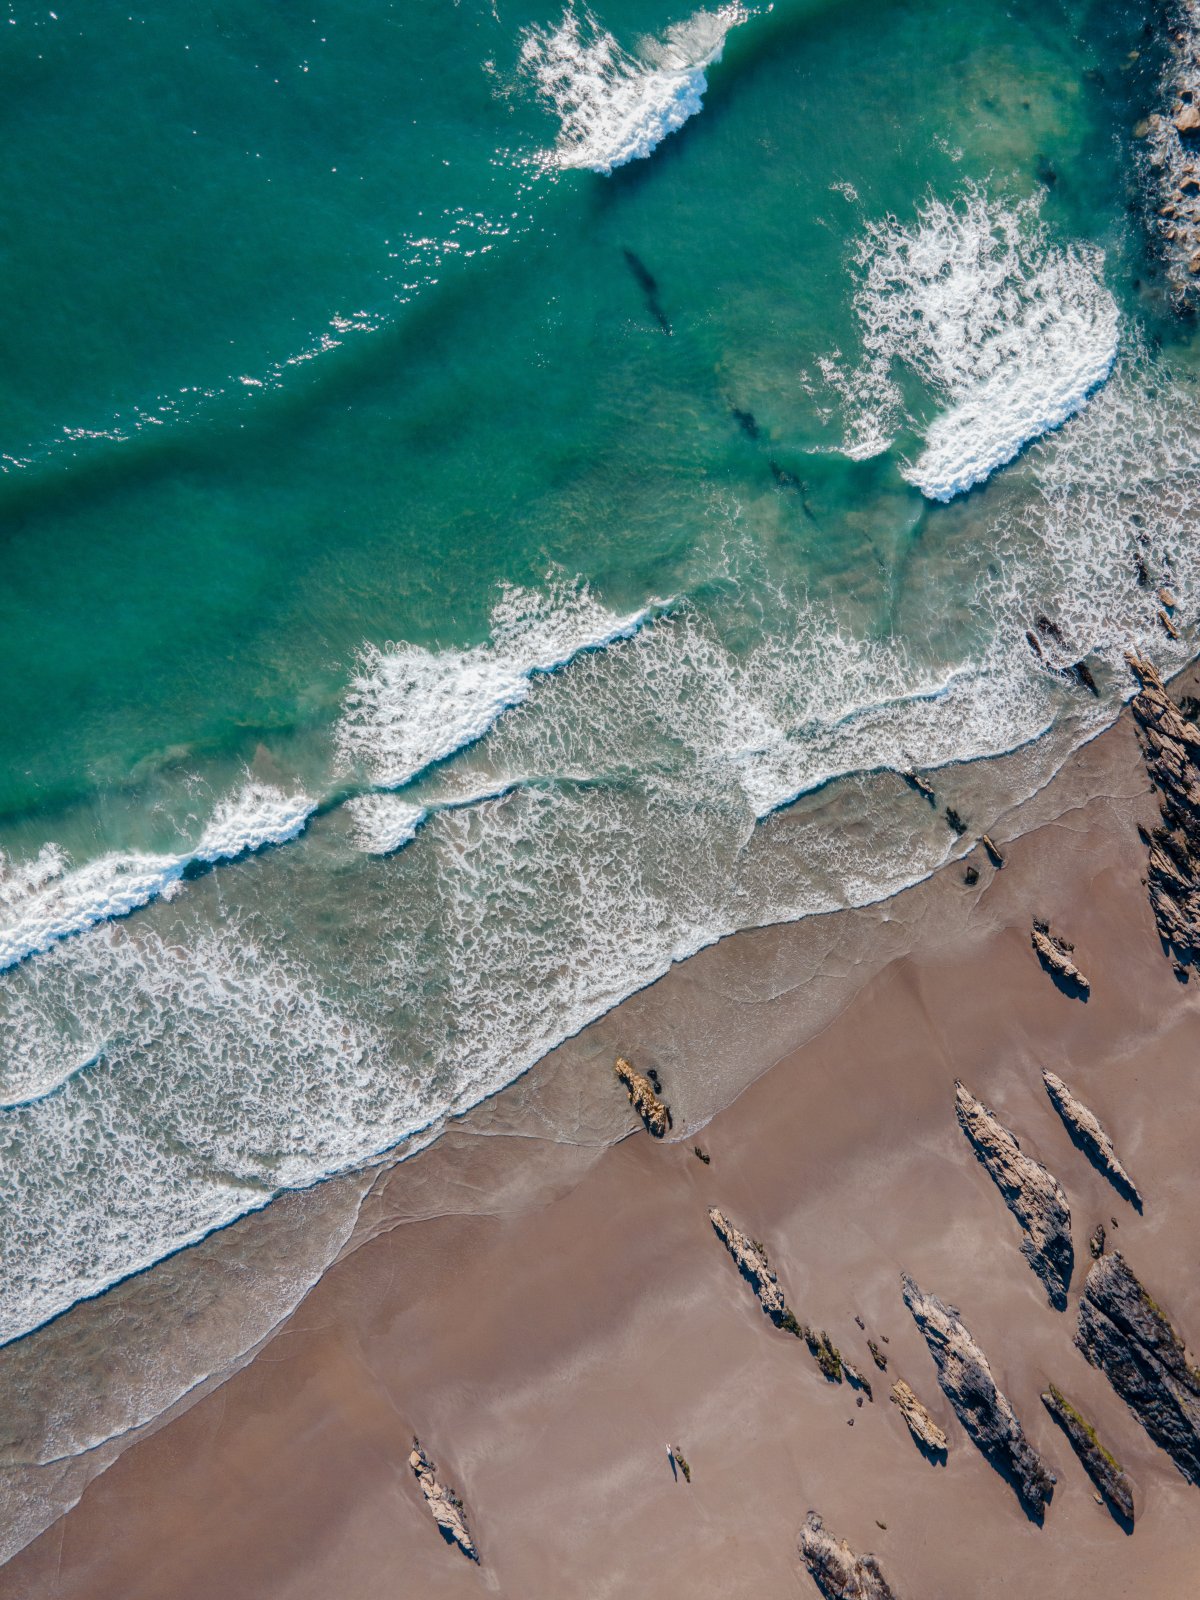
4,701,1200,1599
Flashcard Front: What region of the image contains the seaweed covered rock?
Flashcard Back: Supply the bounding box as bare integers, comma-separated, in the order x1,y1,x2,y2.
890,1378,949,1455
614,1056,671,1137
1041,1383,1135,1524
1126,652,1200,970
902,1274,1055,1515
409,1441,478,1561
1076,1252,1200,1483
798,1511,898,1600
1042,1070,1141,1207
1031,922,1090,994
954,1082,1074,1309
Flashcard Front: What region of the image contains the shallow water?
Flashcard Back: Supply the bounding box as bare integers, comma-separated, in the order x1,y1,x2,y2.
1,0,1198,1357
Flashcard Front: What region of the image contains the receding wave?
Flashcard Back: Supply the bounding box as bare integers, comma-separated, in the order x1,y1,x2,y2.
818,184,1119,499
519,4,746,175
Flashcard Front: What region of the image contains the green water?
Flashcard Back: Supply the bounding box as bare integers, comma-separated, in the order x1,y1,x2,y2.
1,0,1197,1360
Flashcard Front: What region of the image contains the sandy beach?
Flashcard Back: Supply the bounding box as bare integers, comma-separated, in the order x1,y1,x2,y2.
3,685,1200,1599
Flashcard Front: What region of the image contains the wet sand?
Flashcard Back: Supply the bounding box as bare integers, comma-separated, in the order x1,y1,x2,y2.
4,698,1200,1598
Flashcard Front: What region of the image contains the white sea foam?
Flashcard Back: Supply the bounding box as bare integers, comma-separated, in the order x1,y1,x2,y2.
335,574,662,790
344,795,428,856
520,4,745,174
823,185,1119,498
0,783,315,972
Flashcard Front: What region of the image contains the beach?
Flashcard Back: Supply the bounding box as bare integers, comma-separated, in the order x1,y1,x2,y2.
4,678,1199,1598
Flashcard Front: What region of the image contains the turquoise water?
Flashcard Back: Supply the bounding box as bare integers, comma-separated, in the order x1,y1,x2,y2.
1,0,1198,1349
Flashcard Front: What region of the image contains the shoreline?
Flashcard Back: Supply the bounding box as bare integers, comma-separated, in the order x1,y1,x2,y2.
4,666,1200,1594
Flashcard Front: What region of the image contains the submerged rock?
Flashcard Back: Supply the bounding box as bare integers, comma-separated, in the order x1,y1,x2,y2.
708,1208,843,1380
409,1441,479,1561
902,1274,1055,1515
1041,1069,1142,1207
1126,652,1200,970
1031,921,1090,994
890,1378,949,1455
1040,1383,1135,1524
798,1511,898,1600
1142,3,1200,308
954,1082,1074,1309
1076,1252,1200,1484
614,1056,671,1137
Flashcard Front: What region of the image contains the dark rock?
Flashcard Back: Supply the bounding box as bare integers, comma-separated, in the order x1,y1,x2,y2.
708,1208,843,1381
954,1082,1074,1309
945,807,967,835
798,1511,898,1600
1041,1383,1135,1525
1076,1252,1200,1483
964,864,980,886
1042,1069,1142,1207
1126,652,1200,968
868,1339,888,1371
903,1275,1055,1516
1090,1221,1107,1259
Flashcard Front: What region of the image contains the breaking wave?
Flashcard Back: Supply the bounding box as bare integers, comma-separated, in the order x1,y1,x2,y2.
520,4,746,175
820,184,1119,499
0,784,315,972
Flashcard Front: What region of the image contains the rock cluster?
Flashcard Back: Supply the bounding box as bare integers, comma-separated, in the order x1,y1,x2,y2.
614,1056,671,1137
1040,1383,1135,1524
890,1378,948,1455
1031,922,1090,994
1076,1252,1200,1484
902,1275,1055,1515
954,1083,1074,1309
1041,1070,1142,1207
1142,0,1200,305
798,1511,898,1600
1126,652,1200,971
409,1441,479,1561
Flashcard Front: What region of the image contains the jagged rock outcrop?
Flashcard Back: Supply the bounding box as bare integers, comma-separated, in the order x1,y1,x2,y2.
954,1082,1074,1309
1041,1383,1135,1524
1076,1252,1200,1483
1141,0,1200,306
1031,921,1090,994
1127,653,1200,972
798,1511,898,1600
614,1057,671,1137
1041,1070,1142,1207
890,1378,948,1454
902,1274,1055,1515
409,1441,478,1561
708,1208,842,1380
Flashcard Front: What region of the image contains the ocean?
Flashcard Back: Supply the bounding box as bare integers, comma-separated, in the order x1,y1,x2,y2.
1,0,1197,1421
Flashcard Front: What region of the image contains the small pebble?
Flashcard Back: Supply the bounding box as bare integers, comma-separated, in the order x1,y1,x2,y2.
856,1396,864,1408
847,1418,855,1426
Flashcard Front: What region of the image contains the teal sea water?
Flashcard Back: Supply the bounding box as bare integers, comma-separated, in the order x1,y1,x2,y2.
1,0,1199,1360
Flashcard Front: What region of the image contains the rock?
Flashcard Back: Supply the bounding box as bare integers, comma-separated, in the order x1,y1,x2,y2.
1041,1070,1142,1206
1031,921,1090,994
868,1338,888,1371
1041,1383,1135,1524
798,1511,898,1600
707,1208,844,1380
1125,652,1200,968
1159,608,1180,640
1070,658,1100,696
844,1360,874,1401
964,864,980,887
945,806,967,835
614,1056,671,1137
1076,1252,1200,1483
1177,102,1200,132
1090,1221,1107,1259
1145,6,1200,305
693,1144,711,1165
409,1441,479,1561
954,1082,1074,1309
981,834,1005,868
1160,585,1178,609
902,1274,1056,1515
890,1378,949,1454
903,768,936,804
